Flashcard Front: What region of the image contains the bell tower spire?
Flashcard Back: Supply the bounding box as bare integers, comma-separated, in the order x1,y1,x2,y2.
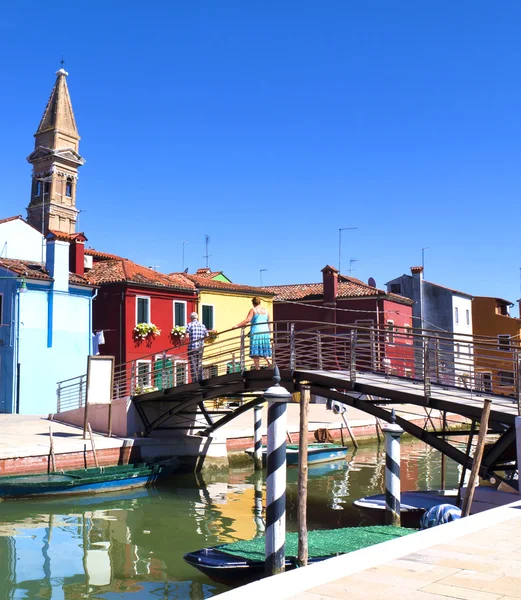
26,68,85,235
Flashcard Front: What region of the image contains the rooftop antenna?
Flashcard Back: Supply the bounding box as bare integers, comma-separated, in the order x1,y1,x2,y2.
203,234,211,268
348,259,359,274
182,240,188,272
422,247,429,271
338,227,358,274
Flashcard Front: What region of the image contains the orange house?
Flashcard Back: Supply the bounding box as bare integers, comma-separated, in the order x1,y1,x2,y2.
472,296,521,396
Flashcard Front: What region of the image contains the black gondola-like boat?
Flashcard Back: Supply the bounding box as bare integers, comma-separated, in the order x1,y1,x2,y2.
184,525,415,585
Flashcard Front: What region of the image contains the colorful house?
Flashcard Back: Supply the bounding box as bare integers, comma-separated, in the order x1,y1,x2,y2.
264,266,414,377
0,232,96,414
84,252,199,388
472,296,521,396
180,268,275,375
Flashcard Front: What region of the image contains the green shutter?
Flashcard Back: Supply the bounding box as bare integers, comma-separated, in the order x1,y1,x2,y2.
202,305,213,330
175,302,185,326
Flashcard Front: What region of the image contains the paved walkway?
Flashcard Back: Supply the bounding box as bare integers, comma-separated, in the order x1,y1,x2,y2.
216,500,521,600
0,414,126,460
0,401,456,460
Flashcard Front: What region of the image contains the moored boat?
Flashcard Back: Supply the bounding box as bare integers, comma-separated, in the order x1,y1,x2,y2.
0,462,175,500
184,525,415,585
246,443,348,466
354,489,459,513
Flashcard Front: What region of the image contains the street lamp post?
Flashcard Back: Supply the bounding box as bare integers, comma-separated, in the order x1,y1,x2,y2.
260,268,268,286
338,227,358,274
0,276,28,293
182,240,188,272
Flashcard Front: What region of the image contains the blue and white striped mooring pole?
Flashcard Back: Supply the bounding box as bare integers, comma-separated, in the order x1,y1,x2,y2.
264,365,292,575
383,409,404,526
253,404,263,471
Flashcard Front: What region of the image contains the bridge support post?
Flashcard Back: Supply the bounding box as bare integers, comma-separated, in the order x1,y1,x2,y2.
383,409,404,526
253,404,263,471
423,339,431,403
516,417,521,494
289,324,296,370
349,329,357,381
264,366,292,576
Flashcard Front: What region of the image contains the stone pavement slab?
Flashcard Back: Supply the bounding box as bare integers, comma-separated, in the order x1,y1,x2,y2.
0,414,128,459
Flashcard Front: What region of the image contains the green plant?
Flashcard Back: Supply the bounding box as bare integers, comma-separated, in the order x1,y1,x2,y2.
207,329,218,342
171,325,186,337
133,323,161,340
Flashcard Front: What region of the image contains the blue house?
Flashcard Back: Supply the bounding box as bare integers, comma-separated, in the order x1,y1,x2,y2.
0,232,96,414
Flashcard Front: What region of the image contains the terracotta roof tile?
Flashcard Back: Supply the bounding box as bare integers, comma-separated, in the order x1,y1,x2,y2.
85,259,196,291
85,248,126,261
264,277,414,305
0,215,24,225
47,230,87,242
0,257,94,287
181,273,274,295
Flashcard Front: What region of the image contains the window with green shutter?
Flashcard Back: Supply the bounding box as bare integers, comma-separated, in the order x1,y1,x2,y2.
136,297,150,324
202,305,214,330
174,301,186,327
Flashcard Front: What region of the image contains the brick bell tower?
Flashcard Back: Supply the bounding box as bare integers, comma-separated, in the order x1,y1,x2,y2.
26,68,85,234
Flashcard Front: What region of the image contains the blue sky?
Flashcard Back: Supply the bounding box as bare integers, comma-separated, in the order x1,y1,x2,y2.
1,2,520,309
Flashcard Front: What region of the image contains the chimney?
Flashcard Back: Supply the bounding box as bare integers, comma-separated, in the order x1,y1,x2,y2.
69,233,87,276
321,265,339,305
411,266,424,279
46,233,70,292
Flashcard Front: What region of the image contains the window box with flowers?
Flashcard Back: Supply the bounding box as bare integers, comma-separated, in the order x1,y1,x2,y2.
207,329,218,343
133,323,161,341
170,325,186,345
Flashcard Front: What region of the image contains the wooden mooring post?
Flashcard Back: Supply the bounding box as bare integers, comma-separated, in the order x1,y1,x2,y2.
461,399,492,517
297,386,310,567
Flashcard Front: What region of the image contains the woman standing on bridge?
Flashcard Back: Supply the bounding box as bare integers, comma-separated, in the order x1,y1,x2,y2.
233,297,272,369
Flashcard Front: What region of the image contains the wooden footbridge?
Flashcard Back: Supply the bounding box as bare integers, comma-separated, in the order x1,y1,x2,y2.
57,321,521,487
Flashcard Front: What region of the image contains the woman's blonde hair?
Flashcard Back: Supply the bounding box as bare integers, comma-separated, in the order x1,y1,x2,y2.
252,297,261,306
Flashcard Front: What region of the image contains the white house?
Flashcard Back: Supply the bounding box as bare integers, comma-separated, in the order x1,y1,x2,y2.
386,266,474,388
0,216,45,262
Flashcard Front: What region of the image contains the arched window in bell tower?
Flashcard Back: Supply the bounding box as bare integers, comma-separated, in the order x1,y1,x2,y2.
65,179,73,197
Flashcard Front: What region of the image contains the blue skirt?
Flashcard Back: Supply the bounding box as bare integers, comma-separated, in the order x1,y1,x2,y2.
250,333,272,357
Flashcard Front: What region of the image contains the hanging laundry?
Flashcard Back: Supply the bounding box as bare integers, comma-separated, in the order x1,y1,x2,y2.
92,330,105,356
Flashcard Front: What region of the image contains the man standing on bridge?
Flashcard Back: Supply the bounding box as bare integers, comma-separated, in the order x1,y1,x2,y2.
185,312,208,383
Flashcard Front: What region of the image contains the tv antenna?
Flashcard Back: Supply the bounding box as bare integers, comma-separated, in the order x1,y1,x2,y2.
338,227,358,274
203,234,211,268
348,259,359,274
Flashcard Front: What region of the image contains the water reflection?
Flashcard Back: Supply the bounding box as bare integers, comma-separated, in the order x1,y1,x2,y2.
0,441,461,599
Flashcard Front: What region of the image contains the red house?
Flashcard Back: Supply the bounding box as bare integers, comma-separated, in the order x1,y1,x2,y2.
264,266,415,377
84,249,198,389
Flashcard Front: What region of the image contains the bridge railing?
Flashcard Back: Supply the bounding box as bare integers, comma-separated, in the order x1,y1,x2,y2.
56,320,521,413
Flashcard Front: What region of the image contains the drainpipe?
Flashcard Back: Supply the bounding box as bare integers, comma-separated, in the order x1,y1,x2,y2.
14,286,21,414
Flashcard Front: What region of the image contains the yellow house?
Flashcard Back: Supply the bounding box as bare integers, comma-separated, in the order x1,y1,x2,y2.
184,268,275,374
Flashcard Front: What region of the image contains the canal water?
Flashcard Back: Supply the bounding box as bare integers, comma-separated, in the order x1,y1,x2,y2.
0,440,461,599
